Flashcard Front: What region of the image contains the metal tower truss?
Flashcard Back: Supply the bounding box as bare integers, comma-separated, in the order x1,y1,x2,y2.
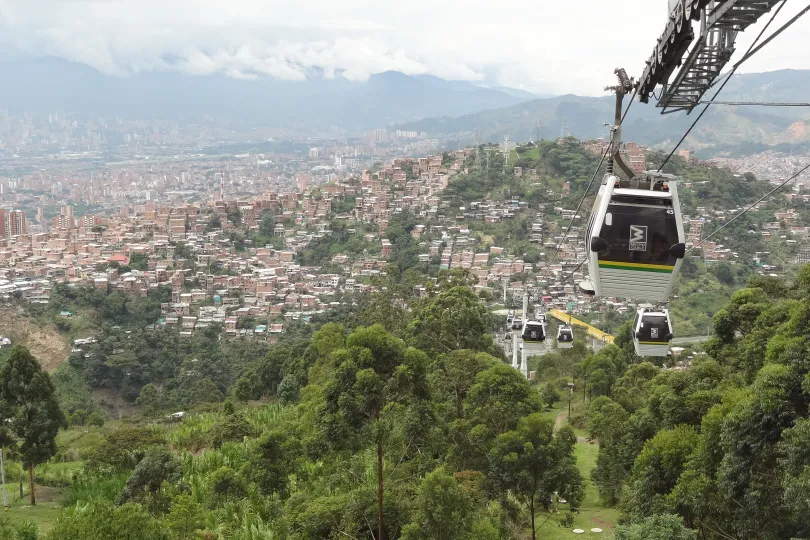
638,0,783,114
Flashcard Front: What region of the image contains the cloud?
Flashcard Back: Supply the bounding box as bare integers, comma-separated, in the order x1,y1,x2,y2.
1,0,810,95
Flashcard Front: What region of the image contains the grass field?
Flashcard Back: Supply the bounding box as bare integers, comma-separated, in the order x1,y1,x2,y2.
533,396,621,539
0,495,61,533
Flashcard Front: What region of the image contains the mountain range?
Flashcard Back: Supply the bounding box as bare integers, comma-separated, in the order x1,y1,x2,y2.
398,70,810,152
0,57,536,131
2,58,809,152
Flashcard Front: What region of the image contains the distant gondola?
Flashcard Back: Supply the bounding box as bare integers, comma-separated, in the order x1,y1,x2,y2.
511,316,523,331
586,172,686,302
632,307,673,357
521,320,546,343
557,324,574,349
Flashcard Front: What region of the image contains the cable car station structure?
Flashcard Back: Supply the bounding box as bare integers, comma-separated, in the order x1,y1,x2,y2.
638,0,784,114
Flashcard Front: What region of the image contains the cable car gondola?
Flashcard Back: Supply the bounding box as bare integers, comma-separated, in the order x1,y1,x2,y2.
557,324,574,349
632,307,673,357
511,316,523,332
521,320,546,343
586,172,686,302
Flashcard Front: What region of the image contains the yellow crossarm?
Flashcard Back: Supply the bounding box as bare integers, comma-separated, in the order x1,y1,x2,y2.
547,309,615,345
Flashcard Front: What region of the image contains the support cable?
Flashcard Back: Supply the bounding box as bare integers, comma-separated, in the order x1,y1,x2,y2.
687,161,810,254
547,145,608,266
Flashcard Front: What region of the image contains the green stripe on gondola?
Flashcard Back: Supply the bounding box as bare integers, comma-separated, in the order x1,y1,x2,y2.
598,261,674,273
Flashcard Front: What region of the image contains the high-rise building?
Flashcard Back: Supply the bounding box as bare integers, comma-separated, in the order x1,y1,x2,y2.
5,211,28,237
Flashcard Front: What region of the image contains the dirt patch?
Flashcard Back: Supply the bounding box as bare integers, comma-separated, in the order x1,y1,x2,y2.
93,388,139,420
0,306,70,372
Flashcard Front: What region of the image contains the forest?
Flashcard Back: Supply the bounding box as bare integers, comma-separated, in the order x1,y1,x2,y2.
2,264,810,539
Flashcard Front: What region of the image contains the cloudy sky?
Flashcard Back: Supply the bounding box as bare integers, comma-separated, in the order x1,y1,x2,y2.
1,0,809,95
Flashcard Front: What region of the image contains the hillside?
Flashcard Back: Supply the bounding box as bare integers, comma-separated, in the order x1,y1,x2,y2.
398,70,810,151
0,58,534,130
0,305,69,371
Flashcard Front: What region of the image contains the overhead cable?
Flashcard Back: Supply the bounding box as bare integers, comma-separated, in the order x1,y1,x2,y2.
687,161,810,254
657,0,794,171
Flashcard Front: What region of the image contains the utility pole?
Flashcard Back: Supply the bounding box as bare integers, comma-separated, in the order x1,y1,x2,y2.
0,448,7,511
567,382,574,421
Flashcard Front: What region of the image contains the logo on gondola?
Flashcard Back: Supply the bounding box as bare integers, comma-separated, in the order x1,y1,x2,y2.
629,225,647,251
651,327,659,339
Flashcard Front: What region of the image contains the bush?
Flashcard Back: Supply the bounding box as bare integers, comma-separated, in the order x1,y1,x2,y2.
47,501,169,540
87,427,166,472
117,447,180,505
277,375,300,405
569,414,587,429
222,399,235,415
207,466,247,508
210,414,256,449
86,412,105,427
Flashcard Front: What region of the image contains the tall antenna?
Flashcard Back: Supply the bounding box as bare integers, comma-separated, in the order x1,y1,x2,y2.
560,118,567,139
502,135,510,170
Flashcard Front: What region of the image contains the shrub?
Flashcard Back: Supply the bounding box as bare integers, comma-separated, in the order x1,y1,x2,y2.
87,427,166,471
210,414,256,449
207,466,248,508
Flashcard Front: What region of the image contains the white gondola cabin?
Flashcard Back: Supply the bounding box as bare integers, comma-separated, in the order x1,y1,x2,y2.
586,172,685,302
511,317,523,332
557,324,574,349
632,307,673,357
521,320,546,343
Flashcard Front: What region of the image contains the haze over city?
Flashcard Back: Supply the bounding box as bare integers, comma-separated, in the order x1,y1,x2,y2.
2,0,810,94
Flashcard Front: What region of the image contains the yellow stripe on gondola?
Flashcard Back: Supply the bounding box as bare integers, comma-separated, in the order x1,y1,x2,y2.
598,260,675,273
638,341,669,345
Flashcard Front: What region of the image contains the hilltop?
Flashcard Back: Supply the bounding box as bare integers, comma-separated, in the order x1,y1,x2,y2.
397,70,810,152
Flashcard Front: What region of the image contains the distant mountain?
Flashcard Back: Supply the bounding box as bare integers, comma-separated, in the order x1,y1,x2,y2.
397,70,810,151
0,58,534,131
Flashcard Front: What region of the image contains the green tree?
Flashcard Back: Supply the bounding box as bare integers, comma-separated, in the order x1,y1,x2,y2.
117,447,180,505
400,468,476,540
488,414,583,540
315,324,429,540
136,383,160,416
243,430,301,498
624,425,698,520
431,350,498,420
207,466,247,508
409,286,498,357
541,384,560,407
162,493,204,540
0,345,66,505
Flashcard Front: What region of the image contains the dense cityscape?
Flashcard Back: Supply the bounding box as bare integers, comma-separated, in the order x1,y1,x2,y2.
3,1,810,539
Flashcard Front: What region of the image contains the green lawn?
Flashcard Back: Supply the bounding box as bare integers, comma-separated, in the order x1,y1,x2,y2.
0,497,61,533
533,406,621,539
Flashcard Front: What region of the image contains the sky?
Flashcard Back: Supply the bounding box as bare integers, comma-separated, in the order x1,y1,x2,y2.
1,0,809,95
